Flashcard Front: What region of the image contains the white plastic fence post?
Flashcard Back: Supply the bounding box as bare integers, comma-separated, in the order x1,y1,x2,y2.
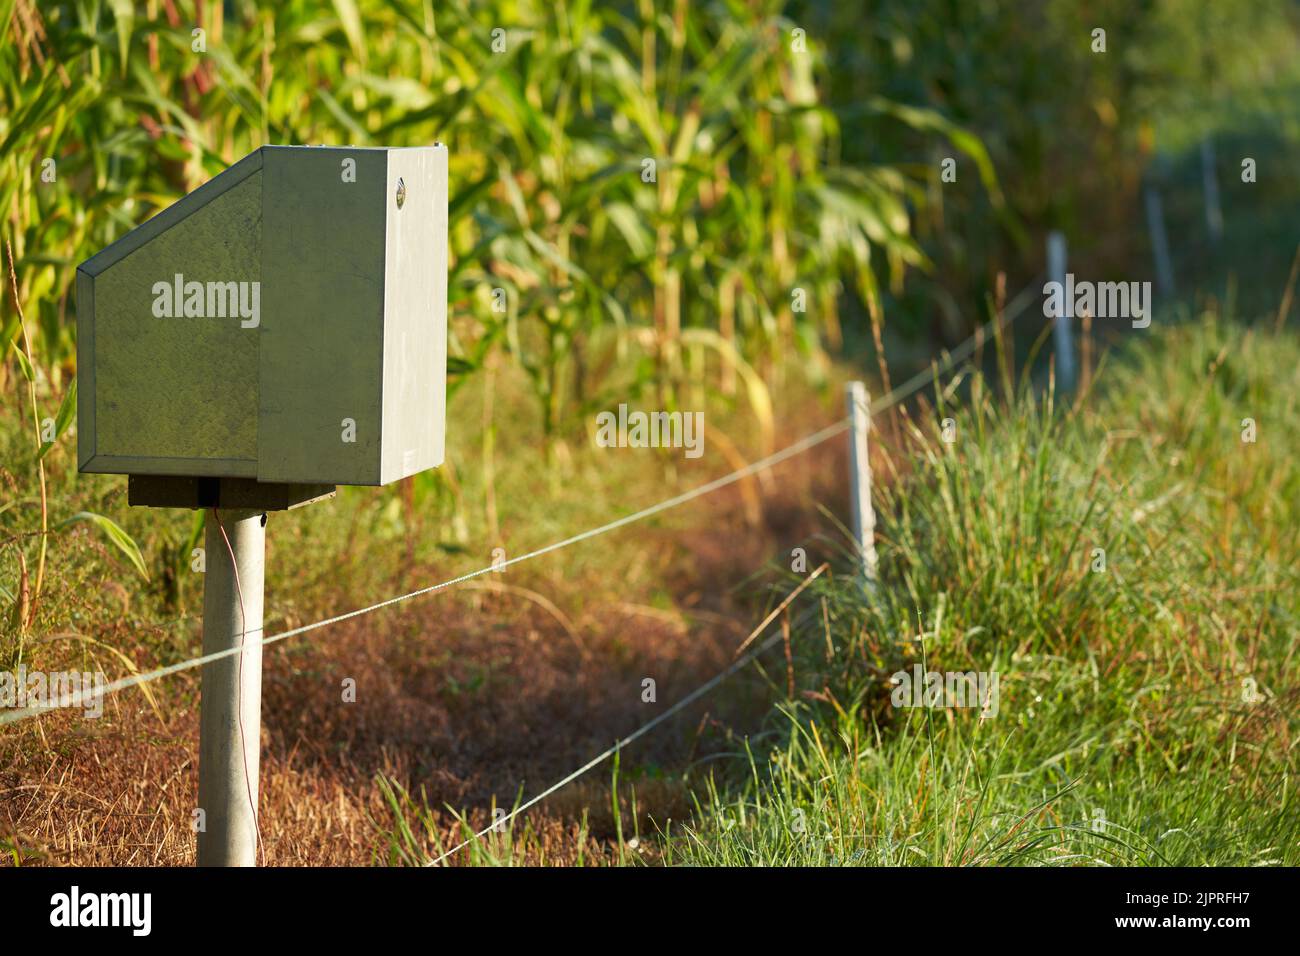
846,382,878,584
196,509,265,867
1201,136,1223,247
1047,231,1076,394
1145,183,1176,298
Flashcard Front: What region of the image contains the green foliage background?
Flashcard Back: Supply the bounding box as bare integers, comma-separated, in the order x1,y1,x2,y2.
2,0,976,435
5,0,1299,413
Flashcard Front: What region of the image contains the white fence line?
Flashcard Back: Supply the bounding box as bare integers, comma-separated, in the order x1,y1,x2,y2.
0,421,849,726
1,276,1041,730
423,281,1047,863
3,275,1049,868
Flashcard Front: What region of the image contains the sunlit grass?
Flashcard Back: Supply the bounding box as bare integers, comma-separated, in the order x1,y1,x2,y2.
664,313,1299,866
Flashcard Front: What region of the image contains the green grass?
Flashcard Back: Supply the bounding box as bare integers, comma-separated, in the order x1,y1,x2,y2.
663,311,1299,866
367,311,1298,866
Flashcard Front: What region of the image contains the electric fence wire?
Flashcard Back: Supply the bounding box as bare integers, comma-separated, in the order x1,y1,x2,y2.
0,275,1042,730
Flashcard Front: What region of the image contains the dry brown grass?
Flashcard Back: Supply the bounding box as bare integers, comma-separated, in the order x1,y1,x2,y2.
1,403,855,866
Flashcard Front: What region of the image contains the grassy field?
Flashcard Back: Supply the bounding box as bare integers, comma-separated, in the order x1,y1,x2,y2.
357,309,1297,866
0,328,847,864
664,312,1298,867
1,296,1296,865
2,289,1296,865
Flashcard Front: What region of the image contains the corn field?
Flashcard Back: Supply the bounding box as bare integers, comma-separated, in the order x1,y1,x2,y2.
1,0,1002,442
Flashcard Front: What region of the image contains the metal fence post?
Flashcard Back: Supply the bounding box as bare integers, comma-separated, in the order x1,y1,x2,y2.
1201,136,1223,247
196,508,266,867
1048,231,1076,395
1145,183,1176,298
846,382,879,584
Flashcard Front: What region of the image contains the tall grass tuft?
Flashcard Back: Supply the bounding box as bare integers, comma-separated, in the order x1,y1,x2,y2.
669,312,1300,866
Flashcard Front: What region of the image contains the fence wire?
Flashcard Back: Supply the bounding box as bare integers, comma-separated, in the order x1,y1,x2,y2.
0,275,1041,729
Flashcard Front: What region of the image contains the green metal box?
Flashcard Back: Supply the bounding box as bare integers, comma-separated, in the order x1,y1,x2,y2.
77,144,447,490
